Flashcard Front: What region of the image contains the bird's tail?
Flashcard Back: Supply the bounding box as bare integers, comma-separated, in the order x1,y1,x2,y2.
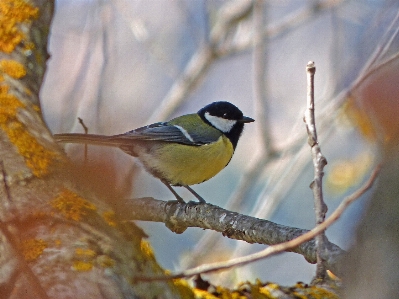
54,133,124,147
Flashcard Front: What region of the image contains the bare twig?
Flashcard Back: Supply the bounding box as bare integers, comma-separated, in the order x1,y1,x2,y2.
303,61,328,279
77,117,89,134
77,117,89,160
134,165,380,281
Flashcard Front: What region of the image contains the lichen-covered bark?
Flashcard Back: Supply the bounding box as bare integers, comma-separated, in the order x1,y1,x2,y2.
0,1,189,298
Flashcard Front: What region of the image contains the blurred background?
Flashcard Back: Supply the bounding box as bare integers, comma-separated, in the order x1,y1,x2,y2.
41,0,399,287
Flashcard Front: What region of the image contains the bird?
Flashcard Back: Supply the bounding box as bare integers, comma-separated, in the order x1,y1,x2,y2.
54,101,254,203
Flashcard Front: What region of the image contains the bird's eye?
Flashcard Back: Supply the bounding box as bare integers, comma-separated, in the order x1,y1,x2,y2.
223,113,228,118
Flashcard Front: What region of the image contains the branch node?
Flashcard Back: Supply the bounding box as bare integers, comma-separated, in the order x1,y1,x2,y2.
164,201,188,234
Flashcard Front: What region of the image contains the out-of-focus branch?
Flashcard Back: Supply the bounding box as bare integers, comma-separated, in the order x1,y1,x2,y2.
317,10,399,123
253,0,275,157
147,0,344,122
147,0,253,123
221,0,345,55
146,45,215,123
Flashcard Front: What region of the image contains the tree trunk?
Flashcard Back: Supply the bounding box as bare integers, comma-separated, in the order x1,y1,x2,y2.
0,1,187,298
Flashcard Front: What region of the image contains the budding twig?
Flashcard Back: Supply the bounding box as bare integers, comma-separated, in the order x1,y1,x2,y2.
304,61,328,279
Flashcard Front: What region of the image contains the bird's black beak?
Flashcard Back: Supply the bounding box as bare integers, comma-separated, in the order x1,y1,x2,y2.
239,116,255,123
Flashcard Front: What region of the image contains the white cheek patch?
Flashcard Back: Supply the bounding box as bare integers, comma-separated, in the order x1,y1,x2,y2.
174,125,194,142
204,112,237,133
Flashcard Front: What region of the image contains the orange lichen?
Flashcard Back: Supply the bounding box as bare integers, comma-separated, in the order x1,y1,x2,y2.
6,121,59,177
172,279,195,299
73,248,115,270
72,261,93,272
51,189,97,221
140,239,156,262
0,0,39,53
256,283,281,298
0,84,9,94
97,255,115,268
0,59,26,78
192,289,218,299
212,285,248,299
292,282,340,299
22,40,35,52
20,238,47,262
0,87,23,123
72,247,97,272
0,86,59,177
75,248,96,258
102,210,117,227
32,103,40,111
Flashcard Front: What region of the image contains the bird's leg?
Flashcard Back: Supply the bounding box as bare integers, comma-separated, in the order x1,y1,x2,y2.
162,180,185,203
183,185,206,203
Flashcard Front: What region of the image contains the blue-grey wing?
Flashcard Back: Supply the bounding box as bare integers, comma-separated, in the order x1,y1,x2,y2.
111,122,218,145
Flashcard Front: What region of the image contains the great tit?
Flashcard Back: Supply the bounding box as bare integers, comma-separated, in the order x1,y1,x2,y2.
54,101,254,203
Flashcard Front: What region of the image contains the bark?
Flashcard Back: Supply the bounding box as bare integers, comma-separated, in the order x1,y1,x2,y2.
0,1,186,298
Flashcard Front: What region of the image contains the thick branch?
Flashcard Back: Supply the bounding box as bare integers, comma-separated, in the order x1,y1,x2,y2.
133,165,379,282
120,198,344,274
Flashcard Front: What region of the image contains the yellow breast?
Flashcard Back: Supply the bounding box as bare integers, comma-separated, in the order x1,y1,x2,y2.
138,135,234,186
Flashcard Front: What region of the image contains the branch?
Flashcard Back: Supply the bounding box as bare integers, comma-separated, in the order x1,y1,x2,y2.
146,0,253,123
252,0,276,157
303,61,328,279
146,0,344,123
120,197,344,273
133,164,380,281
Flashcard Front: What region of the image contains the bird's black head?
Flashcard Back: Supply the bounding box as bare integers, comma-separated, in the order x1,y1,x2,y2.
198,101,254,149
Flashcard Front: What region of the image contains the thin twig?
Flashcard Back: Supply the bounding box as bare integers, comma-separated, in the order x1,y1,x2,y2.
303,61,328,279
77,117,89,161
134,165,380,282
77,117,89,134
